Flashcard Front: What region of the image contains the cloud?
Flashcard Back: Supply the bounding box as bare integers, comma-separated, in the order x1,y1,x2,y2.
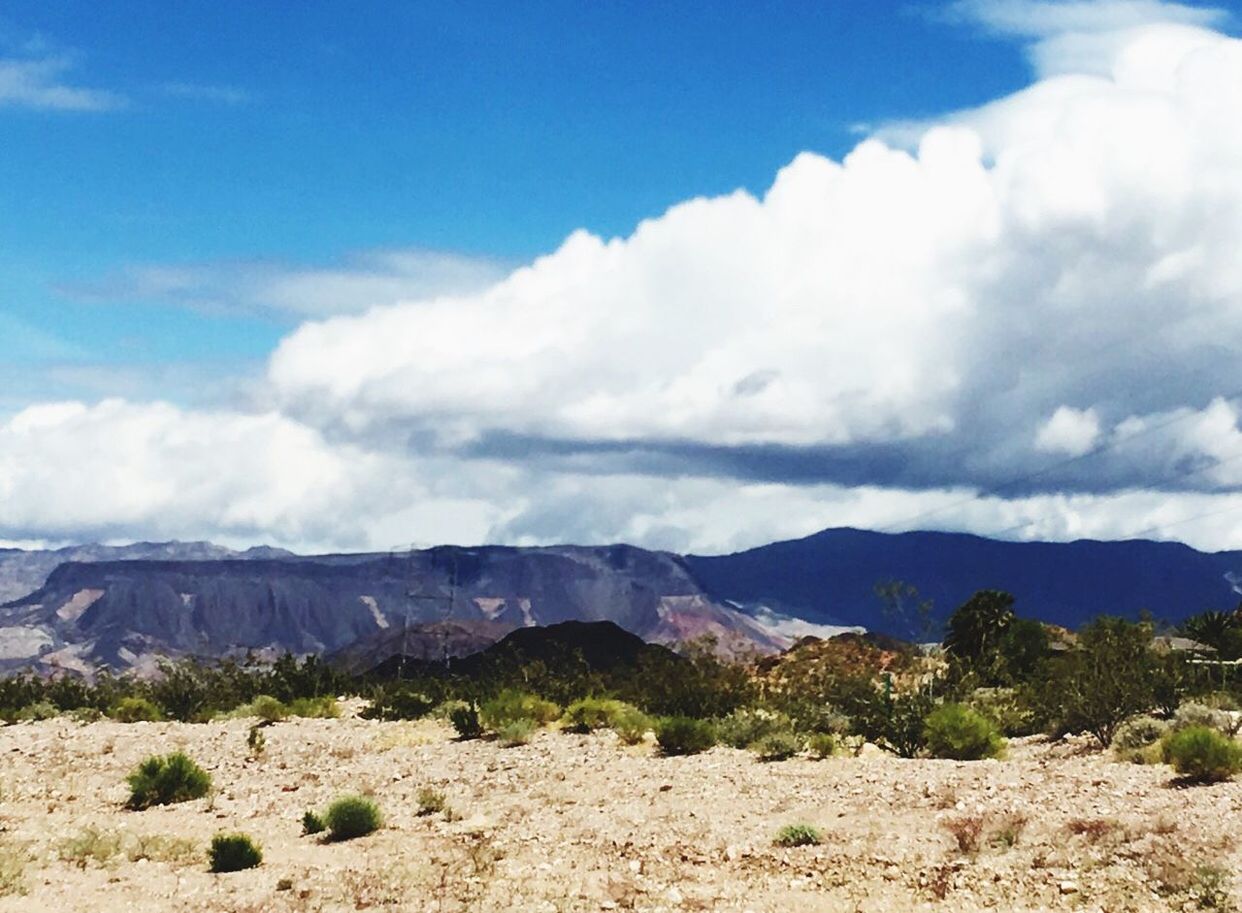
0,399,510,551
1036,406,1101,455
7,9,1242,555
4,399,1242,555
0,55,123,111
946,0,1229,76
59,249,512,319
268,19,1242,500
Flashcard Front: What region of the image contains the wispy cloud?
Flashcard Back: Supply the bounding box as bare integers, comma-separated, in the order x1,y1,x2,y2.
57,248,514,319
943,0,1230,76
947,0,1226,37
159,81,252,106
0,54,124,111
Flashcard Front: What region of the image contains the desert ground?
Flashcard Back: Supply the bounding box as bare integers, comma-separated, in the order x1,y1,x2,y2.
0,706,1238,912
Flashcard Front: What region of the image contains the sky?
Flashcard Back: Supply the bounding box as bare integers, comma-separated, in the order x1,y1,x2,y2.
3,0,1242,555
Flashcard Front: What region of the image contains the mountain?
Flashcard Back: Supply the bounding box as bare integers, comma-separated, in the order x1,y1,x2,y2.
364,619,680,680
685,527,1242,638
4,527,1242,675
0,544,781,674
0,541,291,604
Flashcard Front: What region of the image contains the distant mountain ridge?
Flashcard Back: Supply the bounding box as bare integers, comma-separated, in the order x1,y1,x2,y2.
685,527,1242,638
0,544,781,674
2,528,1241,674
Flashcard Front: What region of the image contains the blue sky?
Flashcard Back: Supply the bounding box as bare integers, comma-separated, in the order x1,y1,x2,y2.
3,0,1242,554
1,0,1037,388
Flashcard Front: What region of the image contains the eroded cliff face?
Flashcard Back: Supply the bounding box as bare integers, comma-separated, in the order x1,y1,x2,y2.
0,544,779,674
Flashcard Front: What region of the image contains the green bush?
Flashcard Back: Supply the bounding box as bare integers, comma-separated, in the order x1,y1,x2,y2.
1172,702,1234,736
301,811,325,836
16,701,59,721
849,689,935,758
249,695,289,722
774,824,823,847
360,686,435,721
561,698,641,733
208,833,262,873
110,696,164,723
716,708,788,749
479,690,560,732
416,787,446,816
655,716,717,756
752,729,802,762
126,752,212,809
611,706,652,745
287,696,340,719
807,733,837,759
967,688,1038,737
497,718,537,746
1162,725,1242,783
1113,715,1170,750
449,703,482,739
924,703,1006,760
323,795,382,841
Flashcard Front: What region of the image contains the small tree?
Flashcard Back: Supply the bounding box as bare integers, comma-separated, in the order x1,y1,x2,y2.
1048,616,1157,748
944,591,1016,677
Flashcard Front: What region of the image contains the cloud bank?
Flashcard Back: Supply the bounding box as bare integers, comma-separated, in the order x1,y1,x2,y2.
5,2,1242,555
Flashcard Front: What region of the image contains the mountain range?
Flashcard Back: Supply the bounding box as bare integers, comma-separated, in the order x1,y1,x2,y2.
1,528,1240,675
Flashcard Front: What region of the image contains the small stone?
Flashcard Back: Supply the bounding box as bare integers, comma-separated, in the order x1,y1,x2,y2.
1059,881,1079,895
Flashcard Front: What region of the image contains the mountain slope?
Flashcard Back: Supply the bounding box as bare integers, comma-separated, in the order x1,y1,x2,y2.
0,544,781,673
685,527,1242,637
0,541,291,604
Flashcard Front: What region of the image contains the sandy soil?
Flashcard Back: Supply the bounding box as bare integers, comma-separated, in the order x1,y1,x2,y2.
0,709,1239,912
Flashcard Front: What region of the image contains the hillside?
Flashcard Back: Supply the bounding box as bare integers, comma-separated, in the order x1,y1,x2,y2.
686,528,1242,638
0,545,780,674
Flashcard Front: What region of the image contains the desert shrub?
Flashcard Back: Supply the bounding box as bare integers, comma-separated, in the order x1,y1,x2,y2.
110,696,163,723
125,833,199,864
716,708,788,749
58,827,123,867
849,688,935,758
0,838,23,897
1173,702,1234,736
301,811,325,835
1114,716,1170,750
1066,817,1119,843
479,691,560,732
249,695,289,722
924,703,1006,760
416,787,446,816
449,703,483,739
942,814,986,854
561,697,640,733
967,688,1038,737
655,716,717,756
807,733,837,759
246,724,266,758
497,718,537,746
16,701,58,721
1039,617,1158,747
1162,725,1242,783
208,833,262,873
752,729,802,762
69,706,104,724
126,752,212,809
288,695,340,718
360,686,435,721
774,824,822,847
989,811,1029,849
610,706,652,745
324,795,382,841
